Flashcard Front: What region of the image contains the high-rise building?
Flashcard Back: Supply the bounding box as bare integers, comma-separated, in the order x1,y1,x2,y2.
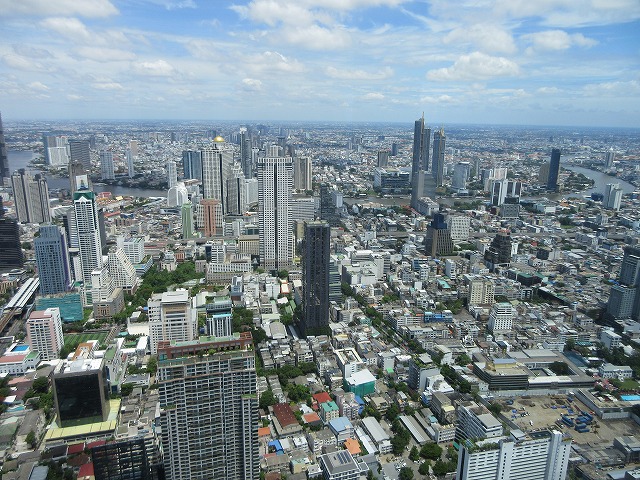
490,179,522,206
68,139,92,170
467,276,495,306
108,244,138,294
0,197,24,268
424,213,454,257
0,112,9,186
91,437,162,480
73,190,103,284
257,155,293,271
126,148,135,178
156,335,259,480
452,162,470,190
607,246,640,321
484,229,513,271
100,151,115,181
448,215,470,241
432,128,446,187
301,221,330,337
26,307,64,361
603,183,623,210
240,127,253,179
201,137,233,212
546,148,561,191
605,149,615,169
166,160,177,189
456,429,570,480
377,150,389,168
43,134,69,166
129,139,138,157
148,290,197,354
205,296,232,337
11,169,51,224
181,202,194,239
410,115,431,209
293,156,312,191
182,150,202,181
201,198,222,237
227,164,247,215
69,161,91,194
488,302,515,331
34,224,72,295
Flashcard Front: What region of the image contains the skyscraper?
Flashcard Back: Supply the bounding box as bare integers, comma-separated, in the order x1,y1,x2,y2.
607,246,640,321
377,150,389,168
73,190,103,284
226,164,247,215
484,229,513,271
34,224,72,295
605,149,615,169
239,127,253,179
166,160,177,189
257,154,293,271
148,290,197,354
432,128,446,187
182,150,202,181
69,161,91,194
452,162,470,190
157,335,259,480
181,202,194,239
201,138,233,212
410,115,431,209
301,221,330,337
26,307,64,361
0,197,23,268
107,243,138,294
424,213,454,257
100,151,115,181
603,183,623,210
11,169,51,224
0,112,10,186
126,148,135,177
91,437,162,480
68,139,91,170
293,156,312,191
201,198,222,237
546,148,561,191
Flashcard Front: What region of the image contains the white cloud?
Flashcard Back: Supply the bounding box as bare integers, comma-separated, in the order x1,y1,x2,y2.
92,82,124,90
326,66,393,80
242,78,263,91
427,52,520,81
40,17,93,43
12,44,52,59
67,94,84,101
132,59,175,77
281,25,351,50
523,30,597,54
76,47,136,61
244,51,306,74
583,80,640,97
27,81,49,91
444,24,517,54
537,86,561,94
2,54,45,71
0,0,118,18
362,92,385,100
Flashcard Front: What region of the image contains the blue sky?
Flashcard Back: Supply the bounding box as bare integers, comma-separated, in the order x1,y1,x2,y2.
0,0,639,127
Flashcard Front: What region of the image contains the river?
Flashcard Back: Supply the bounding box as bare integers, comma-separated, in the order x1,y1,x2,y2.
563,165,636,196
7,150,167,198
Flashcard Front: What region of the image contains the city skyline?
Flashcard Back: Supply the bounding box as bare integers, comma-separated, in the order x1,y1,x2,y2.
0,1,638,127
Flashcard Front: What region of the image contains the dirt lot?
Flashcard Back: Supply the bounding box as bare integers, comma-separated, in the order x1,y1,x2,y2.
497,394,640,445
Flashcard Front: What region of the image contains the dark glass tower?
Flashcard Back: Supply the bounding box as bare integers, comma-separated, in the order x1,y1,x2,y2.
547,148,561,191
35,225,72,295
91,438,164,480
301,220,330,337
410,115,431,209
0,197,24,269
424,213,453,257
432,128,446,187
69,139,92,170
0,112,9,185
181,150,202,181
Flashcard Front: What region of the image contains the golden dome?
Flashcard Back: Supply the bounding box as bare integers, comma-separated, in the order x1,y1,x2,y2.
213,136,225,143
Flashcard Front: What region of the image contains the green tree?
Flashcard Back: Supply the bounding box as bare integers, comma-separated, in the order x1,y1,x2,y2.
455,354,472,366
432,459,453,476
120,383,135,397
146,356,158,374
549,361,570,375
26,430,37,449
259,389,276,410
418,461,431,476
487,402,502,416
287,384,310,402
420,442,443,460
385,403,400,422
398,466,414,480
409,445,420,461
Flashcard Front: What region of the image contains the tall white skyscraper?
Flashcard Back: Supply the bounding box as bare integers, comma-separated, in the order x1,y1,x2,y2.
166,160,177,188
257,154,293,271
108,244,138,294
100,151,115,181
73,190,103,284
11,170,51,224
603,183,623,211
452,162,470,190
26,307,64,361
148,290,197,354
201,137,233,212
126,148,135,177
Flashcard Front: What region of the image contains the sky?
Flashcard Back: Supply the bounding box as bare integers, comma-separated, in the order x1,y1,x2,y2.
0,0,639,127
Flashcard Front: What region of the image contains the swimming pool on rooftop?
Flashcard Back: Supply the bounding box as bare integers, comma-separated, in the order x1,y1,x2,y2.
12,345,29,352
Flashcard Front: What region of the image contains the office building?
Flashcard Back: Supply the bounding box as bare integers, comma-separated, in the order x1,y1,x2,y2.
68,139,92,170
182,150,203,181
456,430,570,480
227,164,247,215
126,148,135,178
166,160,177,189
148,290,197,354
301,221,330,337
488,302,515,331
91,437,162,480
167,182,189,207
603,183,623,210
11,169,51,224
484,229,513,270
448,215,470,241
318,450,361,480
377,150,389,167
108,243,138,294
0,197,24,268
452,162,470,190
490,179,522,206
432,128,446,187
546,148,561,191
605,149,615,168
157,335,259,480
201,137,233,212
456,401,503,441
43,135,69,166
0,112,9,185
205,296,232,337
294,156,312,191
74,190,103,284
53,357,109,427
424,213,454,257
410,115,430,209
607,246,640,321
201,198,222,237
181,202,194,239
91,267,125,320
35,224,72,295
26,307,64,361
467,276,495,306
100,151,115,181
239,127,253,178
69,162,91,194
257,154,293,271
